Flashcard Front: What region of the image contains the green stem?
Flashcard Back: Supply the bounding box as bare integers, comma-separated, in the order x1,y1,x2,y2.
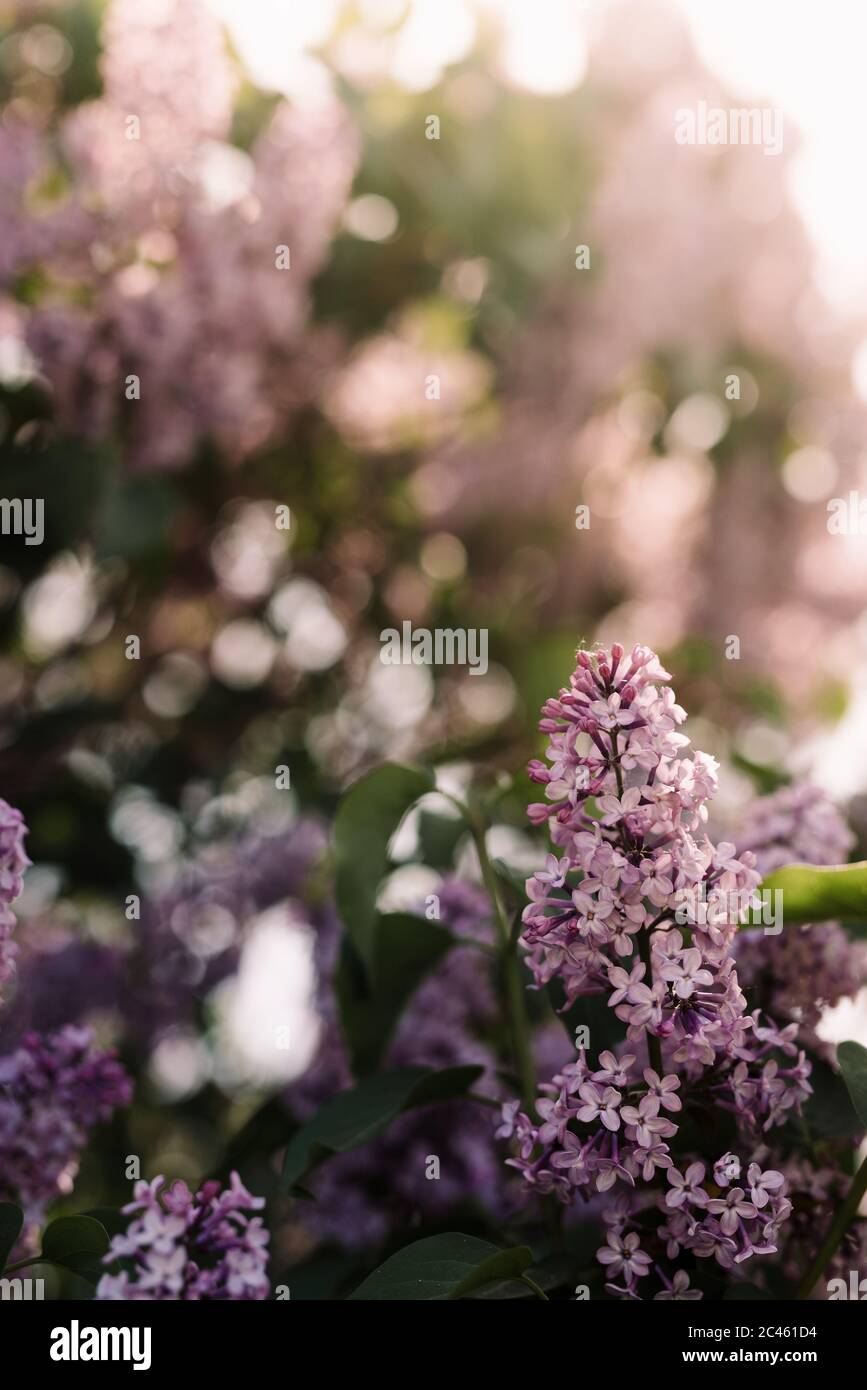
460,799,537,1117
520,1273,549,1300
793,1149,867,1299
637,926,663,1076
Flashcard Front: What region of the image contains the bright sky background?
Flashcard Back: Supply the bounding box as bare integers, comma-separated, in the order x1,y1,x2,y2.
206,0,867,315
674,0,867,313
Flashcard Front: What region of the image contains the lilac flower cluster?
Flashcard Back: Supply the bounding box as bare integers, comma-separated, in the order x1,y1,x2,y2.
733,780,855,875
522,643,762,1057
0,1025,131,1226
2,817,329,1052
126,817,331,1048
733,782,864,1047
727,784,867,1292
504,644,812,1298
598,1151,791,1299
2,0,358,470
96,1172,269,1300
0,798,29,1001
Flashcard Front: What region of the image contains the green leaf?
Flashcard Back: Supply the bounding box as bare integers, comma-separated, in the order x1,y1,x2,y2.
281,1064,483,1192
801,1052,863,1141
333,763,434,965
0,1203,23,1272
491,858,529,901
41,1215,110,1284
838,1041,867,1130
547,978,622,1055
95,475,176,562
752,861,867,926
216,1096,297,1179
81,1208,129,1240
417,809,466,869
336,913,455,1075
348,1233,533,1301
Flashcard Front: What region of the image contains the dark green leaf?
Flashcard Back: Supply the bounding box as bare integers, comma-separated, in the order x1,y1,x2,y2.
336,912,455,1075
41,1215,110,1284
800,1052,862,1141
417,810,466,869
216,1095,296,1178
273,1249,364,1302
547,978,622,1054
0,1202,23,1272
81,1208,128,1240
838,1041,867,1131
348,1233,533,1301
281,1064,483,1192
468,1252,577,1299
333,763,434,965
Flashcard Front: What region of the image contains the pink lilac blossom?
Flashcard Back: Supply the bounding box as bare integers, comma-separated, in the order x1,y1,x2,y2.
0,798,30,1002
418,6,866,710
96,1171,269,1300
3,0,358,470
504,643,810,1299
0,1025,131,1226
733,782,865,1047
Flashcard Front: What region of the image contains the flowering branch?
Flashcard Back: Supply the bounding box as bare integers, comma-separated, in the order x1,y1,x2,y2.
458,797,538,1117
498,642,813,1300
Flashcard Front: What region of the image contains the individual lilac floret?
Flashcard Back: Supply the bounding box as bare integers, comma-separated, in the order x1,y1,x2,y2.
733,781,864,1046
0,1025,131,1225
0,798,29,999
96,1172,269,1301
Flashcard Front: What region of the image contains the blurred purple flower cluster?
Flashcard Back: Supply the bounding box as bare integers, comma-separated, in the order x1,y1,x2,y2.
3,816,330,1051
1,0,358,469
96,1171,269,1300
733,781,865,1048
0,1023,131,1227
0,798,131,1246
0,797,30,999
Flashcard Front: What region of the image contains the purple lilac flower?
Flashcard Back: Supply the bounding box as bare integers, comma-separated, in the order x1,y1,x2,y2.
504,643,810,1298
733,781,864,1047
0,798,29,1002
734,781,854,874
0,939,125,1049
4,817,329,1053
3,0,358,471
0,1025,131,1225
96,1172,269,1300
125,818,330,1048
